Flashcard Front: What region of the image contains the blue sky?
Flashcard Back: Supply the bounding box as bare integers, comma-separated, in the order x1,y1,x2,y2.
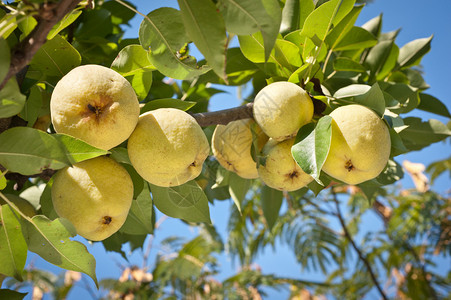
9,0,451,299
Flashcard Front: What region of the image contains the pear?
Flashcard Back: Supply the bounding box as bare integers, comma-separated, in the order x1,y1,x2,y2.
51,156,133,241
258,138,313,191
50,64,140,150
322,104,391,185
212,119,268,179
127,108,210,187
253,81,314,141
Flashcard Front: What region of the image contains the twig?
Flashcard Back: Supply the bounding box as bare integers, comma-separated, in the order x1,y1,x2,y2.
0,0,82,90
191,102,254,127
332,190,389,300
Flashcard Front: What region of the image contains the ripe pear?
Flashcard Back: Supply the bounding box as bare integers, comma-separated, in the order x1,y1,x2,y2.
51,156,133,241
258,138,313,191
253,81,314,141
322,104,391,185
50,65,140,150
212,119,268,179
127,108,210,187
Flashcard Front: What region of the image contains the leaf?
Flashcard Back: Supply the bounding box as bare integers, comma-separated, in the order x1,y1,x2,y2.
150,181,211,223
120,183,154,235
21,215,98,286
353,83,386,117
20,85,43,127
417,93,451,118
141,98,197,113
139,7,210,80
300,0,347,46
53,133,109,165
0,38,10,83
0,204,27,281
332,26,377,51
0,78,26,118
111,44,156,77
389,128,408,157
361,14,382,38
47,9,82,40
0,127,70,175
326,5,363,50
397,35,433,69
30,35,81,77
126,71,153,100
228,173,250,213
280,0,301,34
427,157,451,184
260,185,282,231
333,57,365,72
0,289,27,300
365,40,396,81
39,180,58,220
178,0,227,79
239,33,301,74
219,0,281,61
398,117,451,151
291,116,332,184
0,174,5,190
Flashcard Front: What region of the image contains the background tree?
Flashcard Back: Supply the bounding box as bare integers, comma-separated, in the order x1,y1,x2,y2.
0,0,450,299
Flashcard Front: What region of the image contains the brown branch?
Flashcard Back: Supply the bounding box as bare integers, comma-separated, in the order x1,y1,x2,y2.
0,0,82,90
191,102,254,127
332,190,389,300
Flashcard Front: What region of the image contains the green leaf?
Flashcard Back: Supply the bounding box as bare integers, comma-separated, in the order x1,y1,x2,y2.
333,26,377,51
53,133,109,165
333,57,365,72
361,14,382,38
0,127,70,175
219,0,281,61
150,181,211,223
30,35,81,77
0,78,26,118
120,183,153,235
17,16,37,38
260,185,282,231
300,0,348,46
141,98,196,113
0,289,27,300
20,85,43,127
139,7,210,80
111,44,156,76
109,147,131,165
0,204,27,281
354,83,386,117
280,0,301,34
178,0,227,79
228,173,250,213
239,33,301,75
291,116,332,184
21,216,98,286
39,180,58,220
0,38,10,84
397,35,433,69
126,71,153,100
427,156,451,184
389,128,408,157
383,83,420,114
47,9,82,40
365,40,396,81
417,93,451,118
326,5,363,50
398,117,451,151
0,174,5,190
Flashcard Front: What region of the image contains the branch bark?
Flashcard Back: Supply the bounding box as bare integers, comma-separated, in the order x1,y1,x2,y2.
0,0,82,90
332,190,389,300
191,102,254,127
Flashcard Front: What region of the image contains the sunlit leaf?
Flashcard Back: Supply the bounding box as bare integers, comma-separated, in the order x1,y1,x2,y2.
0,204,27,281
111,44,155,76
0,78,26,118
53,133,109,165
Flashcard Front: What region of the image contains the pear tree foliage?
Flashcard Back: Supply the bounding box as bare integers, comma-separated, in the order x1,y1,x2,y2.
0,0,450,299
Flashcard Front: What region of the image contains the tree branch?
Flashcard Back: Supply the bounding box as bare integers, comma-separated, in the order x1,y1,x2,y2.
191,102,254,127
0,0,82,90
332,190,389,300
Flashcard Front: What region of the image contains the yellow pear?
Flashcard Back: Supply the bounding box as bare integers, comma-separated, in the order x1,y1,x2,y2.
127,108,210,187
258,138,313,191
51,156,133,241
50,64,140,150
253,81,314,141
211,119,268,179
322,104,391,185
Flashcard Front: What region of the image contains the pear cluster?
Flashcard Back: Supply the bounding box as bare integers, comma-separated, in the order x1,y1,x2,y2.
49,65,210,241
49,65,391,240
